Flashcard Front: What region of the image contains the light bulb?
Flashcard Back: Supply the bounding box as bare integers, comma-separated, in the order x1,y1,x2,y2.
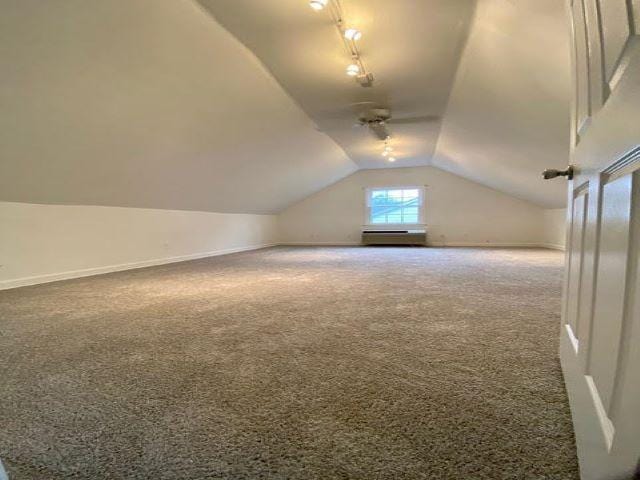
384,146,393,152
382,151,389,157
344,28,362,41
346,64,360,77
388,157,396,162
309,0,328,11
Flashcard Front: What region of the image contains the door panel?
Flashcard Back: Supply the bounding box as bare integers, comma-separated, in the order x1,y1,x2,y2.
572,0,591,134
587,173,632,415
566,189,589,349
597,0,631,82
562,1,640,478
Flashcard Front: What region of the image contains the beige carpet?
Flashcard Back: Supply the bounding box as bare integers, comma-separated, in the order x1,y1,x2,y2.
0,247,578,479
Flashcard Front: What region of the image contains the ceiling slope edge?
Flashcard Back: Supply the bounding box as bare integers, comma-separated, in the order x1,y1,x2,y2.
0,0,358,215
192,0,359,173
431,0,571,209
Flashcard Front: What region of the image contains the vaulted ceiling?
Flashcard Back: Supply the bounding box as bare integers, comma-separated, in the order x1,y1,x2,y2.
0,0,356,214
199,0,571,208
0,0,571,213
198,0,476,171
433,0,571,208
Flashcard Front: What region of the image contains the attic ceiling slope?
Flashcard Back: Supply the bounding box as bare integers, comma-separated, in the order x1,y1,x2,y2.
198,0,477,170
0,0,356,214
432,0,571,208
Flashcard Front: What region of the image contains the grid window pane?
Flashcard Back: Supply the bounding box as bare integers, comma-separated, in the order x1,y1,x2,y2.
403,189,419,200
368,188,422,225
403,207,419,216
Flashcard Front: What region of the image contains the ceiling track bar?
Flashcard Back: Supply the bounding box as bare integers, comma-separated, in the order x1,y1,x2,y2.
327,0,374,87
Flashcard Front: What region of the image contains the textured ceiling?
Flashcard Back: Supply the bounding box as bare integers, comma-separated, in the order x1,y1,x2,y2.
198,0,476,170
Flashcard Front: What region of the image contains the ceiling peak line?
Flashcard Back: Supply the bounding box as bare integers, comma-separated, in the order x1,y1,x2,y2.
308,0,374,87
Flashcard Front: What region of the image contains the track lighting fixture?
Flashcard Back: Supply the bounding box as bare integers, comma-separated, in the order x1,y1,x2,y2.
309,0,328,11
344,28,362,41
346,64,360,77
307,0,373,86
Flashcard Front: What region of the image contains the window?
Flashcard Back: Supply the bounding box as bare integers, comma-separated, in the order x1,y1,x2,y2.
366,187,424,225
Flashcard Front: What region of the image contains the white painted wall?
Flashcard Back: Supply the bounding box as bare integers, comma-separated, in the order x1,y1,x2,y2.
0,202,277,290
0,0,355,214
278,166,548,247
542,208,567,250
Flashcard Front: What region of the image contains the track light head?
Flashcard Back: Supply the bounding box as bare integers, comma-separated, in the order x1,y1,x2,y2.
309,0,328,11
346,64,360,77
344,28,362,41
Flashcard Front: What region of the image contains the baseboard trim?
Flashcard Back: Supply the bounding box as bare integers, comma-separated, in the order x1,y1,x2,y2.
0,243,277,291
282,241,565,250
427,242,565,250
538,243,566,251
1,241,565,291
280,242,361,246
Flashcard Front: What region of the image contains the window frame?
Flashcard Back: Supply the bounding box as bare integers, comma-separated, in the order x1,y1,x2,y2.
364,185,426,227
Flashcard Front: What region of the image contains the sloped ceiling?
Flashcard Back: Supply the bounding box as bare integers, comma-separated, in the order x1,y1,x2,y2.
433,0,571,208
1,0,570,213
0,0,356,214
199,0,476,170
200,0,571,208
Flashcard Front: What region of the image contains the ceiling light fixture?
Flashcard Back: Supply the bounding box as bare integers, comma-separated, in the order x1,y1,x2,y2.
308,0,373,87
346,64,360,77
344,28,362,41
309,0,328,11
388,157,396,162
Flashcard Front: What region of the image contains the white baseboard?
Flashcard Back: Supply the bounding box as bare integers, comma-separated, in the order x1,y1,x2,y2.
538,243,566,251
0,243,277,291
282,241,565,250
426,241,565,250
1,241,565,291
280,242,361,246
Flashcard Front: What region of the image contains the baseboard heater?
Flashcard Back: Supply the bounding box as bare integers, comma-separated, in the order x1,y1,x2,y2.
362,229,427,246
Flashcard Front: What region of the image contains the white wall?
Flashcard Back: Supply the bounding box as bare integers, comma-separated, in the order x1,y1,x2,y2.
0,202,277,290
542,208,567,250
0,0,355,214
278,166,548,247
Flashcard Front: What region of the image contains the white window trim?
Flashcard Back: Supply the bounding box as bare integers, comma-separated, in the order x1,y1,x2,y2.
364,185,426,227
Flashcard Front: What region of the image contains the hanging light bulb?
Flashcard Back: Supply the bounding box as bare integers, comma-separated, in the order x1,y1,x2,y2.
309,0,328,11
388,157,396,162
344,28,362,41
384,146,393,152
346,64,360,77
382,151,389,157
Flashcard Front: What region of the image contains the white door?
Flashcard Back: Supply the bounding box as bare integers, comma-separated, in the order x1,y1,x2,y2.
561,1,640,479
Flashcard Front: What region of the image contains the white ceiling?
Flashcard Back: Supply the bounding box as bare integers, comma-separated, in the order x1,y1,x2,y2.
433,0,571,208
0,0,356,214
200,0,571,208
198,0,477,170
1,0,571,213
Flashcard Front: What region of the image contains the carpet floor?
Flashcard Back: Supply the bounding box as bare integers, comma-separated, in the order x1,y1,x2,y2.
0,247,579,479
